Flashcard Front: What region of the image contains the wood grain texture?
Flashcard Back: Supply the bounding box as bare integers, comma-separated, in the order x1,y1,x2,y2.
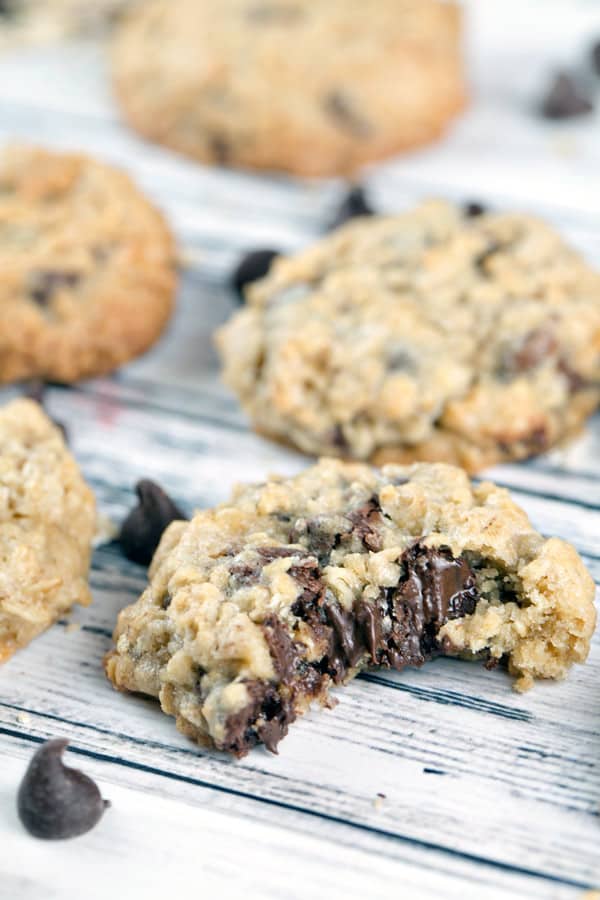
0,2,599,897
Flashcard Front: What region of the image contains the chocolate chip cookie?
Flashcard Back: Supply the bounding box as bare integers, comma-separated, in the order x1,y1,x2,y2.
0,144,177,383
0,398,96,663
104,459,596,757
217,201,600,472
111,0,466,176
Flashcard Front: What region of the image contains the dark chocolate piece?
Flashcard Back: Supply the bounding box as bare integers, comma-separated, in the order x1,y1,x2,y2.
502,328,558,375
328,185,374,230
29,270,81,308
231,249,279,301
323,91,372,138
209,135,231,165
220,681,295,756
119,479,186,566
17,740,109,840
464,201,487,218
540,72,593,119
347,497,383,552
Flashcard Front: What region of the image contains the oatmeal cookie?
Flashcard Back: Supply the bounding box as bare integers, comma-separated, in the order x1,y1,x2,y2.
217,201,600,472
111,0,466,176
0,398,96,662
105,459,596,757
0,144,177,383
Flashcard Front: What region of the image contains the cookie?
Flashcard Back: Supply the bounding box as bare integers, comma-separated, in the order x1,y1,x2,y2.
0,144,177,383
104,459,596,757
111,0,466,176
217,201,600,472
0,398,96,663
0,0,136,50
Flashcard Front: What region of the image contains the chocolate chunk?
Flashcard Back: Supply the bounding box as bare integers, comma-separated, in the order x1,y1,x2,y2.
323,91,372,138
209,135,231,165
383,543,478,669
347,497,383,552
257,546,306,563
592,41,600,77
231,249,279,301
503,329,558,375
328,185,374,230
540,72,593,119
17,740,110,840
29,270,81,308
324,599,365,669
292,515,346,563
262,615,299,682
331,424,350,453
220,681,295,757
22,379,68,442
119,479,186,566
558,359,588,393
464,201,487,218
289,558,324,609
354,598,381,664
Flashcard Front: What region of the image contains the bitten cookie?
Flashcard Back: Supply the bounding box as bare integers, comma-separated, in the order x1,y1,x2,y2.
111,0,466,176
217,201,600,472
0,144,177,383
105,459,596,757
0,398,96,662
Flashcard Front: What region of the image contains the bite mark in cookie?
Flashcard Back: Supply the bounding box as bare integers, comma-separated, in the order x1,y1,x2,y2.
104,459,596,756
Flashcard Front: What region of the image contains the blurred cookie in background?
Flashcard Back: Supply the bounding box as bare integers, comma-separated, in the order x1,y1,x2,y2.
0,144,177,383
0,0,139,50
111,0,467,176
217,201,600,471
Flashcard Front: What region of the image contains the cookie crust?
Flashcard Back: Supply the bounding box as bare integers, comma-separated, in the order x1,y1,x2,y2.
217,201,600,472
0,399,96,662
111,0,466,176
105,459,596,756
0,145,177,383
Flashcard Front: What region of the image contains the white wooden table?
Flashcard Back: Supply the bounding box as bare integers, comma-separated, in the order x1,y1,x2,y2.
0,2,599,897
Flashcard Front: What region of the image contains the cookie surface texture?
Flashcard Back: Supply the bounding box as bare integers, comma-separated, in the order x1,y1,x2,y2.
112,0,466,175
0,398,96,662
217,201,600,471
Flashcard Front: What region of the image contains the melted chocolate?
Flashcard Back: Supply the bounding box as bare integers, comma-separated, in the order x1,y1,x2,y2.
219,681,295,757
224,543,479,755
347,497,383,552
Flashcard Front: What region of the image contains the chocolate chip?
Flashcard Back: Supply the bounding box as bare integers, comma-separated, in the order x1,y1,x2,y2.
119,479,186,566
209,135,231,165
558,358,588,393
22,380,68,442
347,497,383,552
592,41,600,77
17,740,109,840
464,201,487,218
331,424,350,453
502,329,558,375
540,72,593,119
323,91,372,138
262,615,298,682
231,249,279,301
220,681,295,757
328,185,374,230
29,270,81,308
383,544,479,669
